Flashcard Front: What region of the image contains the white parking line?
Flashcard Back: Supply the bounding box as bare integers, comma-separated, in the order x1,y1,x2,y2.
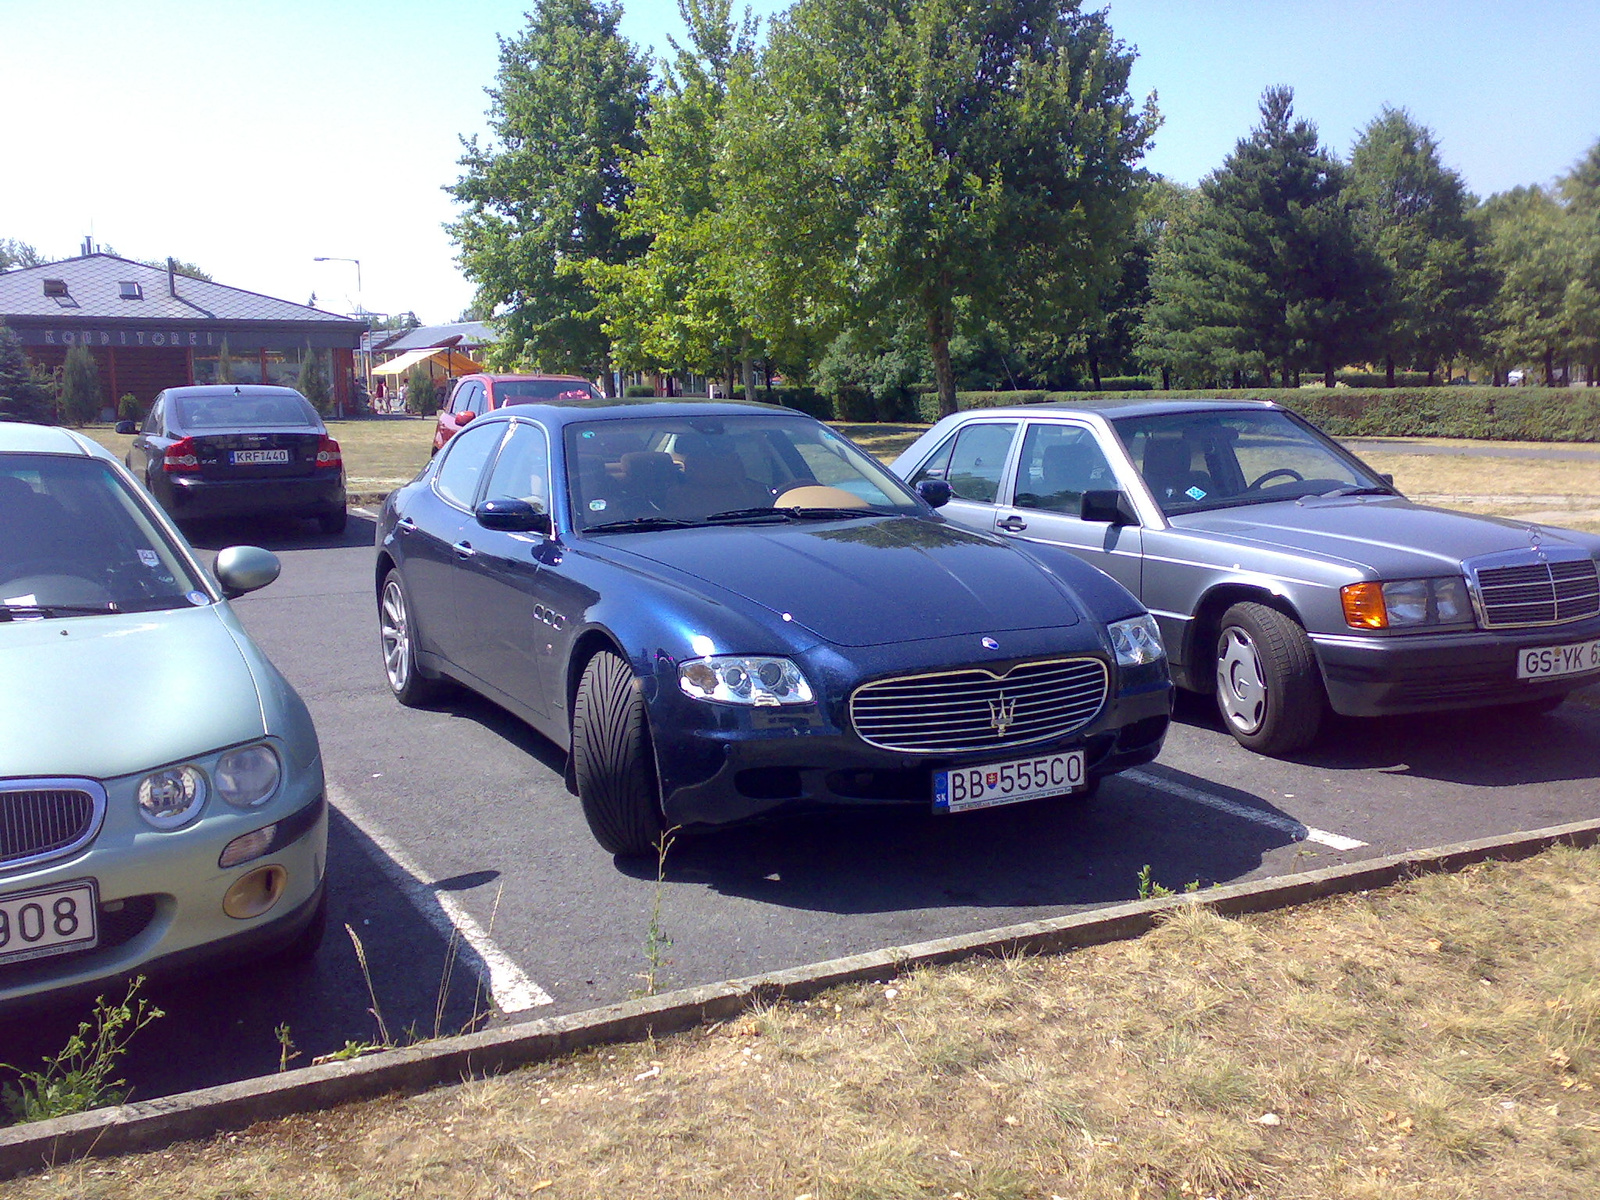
328,782,553,1012
1121,768,1367,851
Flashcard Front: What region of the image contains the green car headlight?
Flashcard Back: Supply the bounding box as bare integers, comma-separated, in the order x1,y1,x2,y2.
137,765,208,829
216,744,281,808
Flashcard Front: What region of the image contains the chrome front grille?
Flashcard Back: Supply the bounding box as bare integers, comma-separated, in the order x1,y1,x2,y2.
0,781,106,870
850,657,1108,754
1467,549,1600,628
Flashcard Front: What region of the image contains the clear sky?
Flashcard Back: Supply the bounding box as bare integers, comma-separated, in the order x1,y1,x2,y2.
2,0,1595,325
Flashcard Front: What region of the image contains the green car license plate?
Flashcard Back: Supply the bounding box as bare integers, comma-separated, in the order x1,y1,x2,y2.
933,750,1086,813
0,879,98,967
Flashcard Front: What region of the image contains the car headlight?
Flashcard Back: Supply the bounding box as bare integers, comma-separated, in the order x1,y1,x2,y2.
1341,577,1471,629
679,655,816,706
1109,614,1165,666
137,765,207,829
216,744,281,808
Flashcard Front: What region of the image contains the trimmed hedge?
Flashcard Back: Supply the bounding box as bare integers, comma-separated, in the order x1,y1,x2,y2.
914,386,1600,443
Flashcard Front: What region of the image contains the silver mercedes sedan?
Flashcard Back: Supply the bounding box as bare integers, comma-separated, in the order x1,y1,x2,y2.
1,423,327,1009
893,398,1600,755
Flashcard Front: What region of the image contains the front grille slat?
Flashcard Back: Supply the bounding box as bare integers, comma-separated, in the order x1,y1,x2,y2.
0,781,106,869
850,657,1109,754
1469,550,1600,628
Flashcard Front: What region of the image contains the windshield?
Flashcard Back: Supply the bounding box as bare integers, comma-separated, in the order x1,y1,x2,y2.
0,454,210,618
565,413,922,532
1111,408,1390,516
499,380,601,404
173,391,318,428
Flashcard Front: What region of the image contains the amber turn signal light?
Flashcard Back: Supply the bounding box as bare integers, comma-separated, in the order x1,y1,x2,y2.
1340,582,1388,629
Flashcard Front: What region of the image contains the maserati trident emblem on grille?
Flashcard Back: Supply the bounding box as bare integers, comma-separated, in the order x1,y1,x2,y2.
988,694,1017,736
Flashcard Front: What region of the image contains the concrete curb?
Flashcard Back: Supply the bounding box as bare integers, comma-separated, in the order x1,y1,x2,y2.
5,815,1600,1178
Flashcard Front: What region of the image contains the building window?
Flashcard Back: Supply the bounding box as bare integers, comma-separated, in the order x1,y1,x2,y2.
118,281,143,300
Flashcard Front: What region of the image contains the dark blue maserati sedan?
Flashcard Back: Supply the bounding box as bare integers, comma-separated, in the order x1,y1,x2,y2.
374,400,1172,856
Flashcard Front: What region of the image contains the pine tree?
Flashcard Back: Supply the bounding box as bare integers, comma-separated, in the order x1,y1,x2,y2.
0,323,55,422
60,343,103,425
297,346,332,414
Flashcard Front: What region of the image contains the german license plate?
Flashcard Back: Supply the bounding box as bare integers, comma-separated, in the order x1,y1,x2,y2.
0,879,98,966
1517,637,1600,680
934,750,1086,813
231,448,289,465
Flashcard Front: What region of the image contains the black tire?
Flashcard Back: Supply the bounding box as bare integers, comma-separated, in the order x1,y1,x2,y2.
571,650,665,857
317,507,348,535
274,887,328,965
378,568,443,706
1214,601,1325,755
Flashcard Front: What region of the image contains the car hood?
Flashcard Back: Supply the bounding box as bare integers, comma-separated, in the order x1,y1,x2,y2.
597,516,1083,647
0,605,267,780
1175,495,1594,573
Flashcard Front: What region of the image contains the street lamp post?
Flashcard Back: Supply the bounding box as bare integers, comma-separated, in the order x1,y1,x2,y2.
313,256,367,411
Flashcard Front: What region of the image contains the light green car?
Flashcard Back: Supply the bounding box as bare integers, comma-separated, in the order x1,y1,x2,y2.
0,422,327,1009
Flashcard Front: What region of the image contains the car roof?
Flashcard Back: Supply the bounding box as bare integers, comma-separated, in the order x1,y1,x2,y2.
160,384,308,400
0,421,115,460
949,396,1282,421
472,373,593,383
473,397,799,428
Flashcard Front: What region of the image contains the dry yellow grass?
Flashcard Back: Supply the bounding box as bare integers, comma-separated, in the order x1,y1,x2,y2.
11,846,1600,1199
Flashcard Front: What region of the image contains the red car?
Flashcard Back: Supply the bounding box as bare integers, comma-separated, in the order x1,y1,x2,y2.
431,373,601,453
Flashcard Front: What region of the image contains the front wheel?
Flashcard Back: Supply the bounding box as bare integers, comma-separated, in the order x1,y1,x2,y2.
1214,602,1324,755
571,650,665,857
379,569,442,706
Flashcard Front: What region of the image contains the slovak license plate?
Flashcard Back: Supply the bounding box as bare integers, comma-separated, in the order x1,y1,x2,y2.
933,750,1086,813
231,448,289,465
1517,637,1600,680
0,879,98,967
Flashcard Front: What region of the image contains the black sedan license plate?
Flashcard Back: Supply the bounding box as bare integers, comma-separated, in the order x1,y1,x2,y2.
0,879,98,966
231,448,290,465
934,750,1086,813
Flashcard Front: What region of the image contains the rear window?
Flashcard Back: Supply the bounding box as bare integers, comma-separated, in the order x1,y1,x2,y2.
499,380,600,404
172,392,318,428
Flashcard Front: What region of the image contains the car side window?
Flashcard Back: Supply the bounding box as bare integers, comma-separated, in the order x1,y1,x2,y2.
908,431,958,488
143,396,164,436
434,422,505,509
1012,423,1114,514
483,423,550,512
940,423,1017,504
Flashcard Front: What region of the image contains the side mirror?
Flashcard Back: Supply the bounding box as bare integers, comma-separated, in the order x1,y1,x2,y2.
1379,472,1395,487
915,479,953,508
454,411,476,427
214,545,281,598
476,497,552,535
1080,489,1139,525
114,420,137,435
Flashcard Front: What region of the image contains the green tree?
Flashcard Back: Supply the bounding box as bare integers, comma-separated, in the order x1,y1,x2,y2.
405,364,438,415
1559,139,1600,385
216,338,234,384
590,0,763,394
0,323,55,422
1140,87,1387,387
1480,185,1572,384
60,344,103,425
297,346,331,414
725,0,1157,416
448,0,651,388
0,238,44,273
1349,107,1493,383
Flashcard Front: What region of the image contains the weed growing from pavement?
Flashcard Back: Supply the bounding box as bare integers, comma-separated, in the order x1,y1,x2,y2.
634,827,679,998
1,976,162,1124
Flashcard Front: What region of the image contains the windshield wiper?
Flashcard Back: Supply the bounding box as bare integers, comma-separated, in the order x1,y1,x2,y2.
777,506,896,520
1315,485,1397,499
0,602,119,621
585,516,702,533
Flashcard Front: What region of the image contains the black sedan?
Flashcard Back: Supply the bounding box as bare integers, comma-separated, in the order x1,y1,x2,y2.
124,384,347,533
374,400,1172,856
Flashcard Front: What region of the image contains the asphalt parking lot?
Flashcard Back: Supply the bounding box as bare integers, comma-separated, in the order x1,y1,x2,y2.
4,510,1598,1102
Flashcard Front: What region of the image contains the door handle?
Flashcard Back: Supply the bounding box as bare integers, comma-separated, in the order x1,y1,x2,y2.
997,515,1028,532
452,541,477,559
397,516,417,529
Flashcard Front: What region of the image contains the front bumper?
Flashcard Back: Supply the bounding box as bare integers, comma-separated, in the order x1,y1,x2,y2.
648,633,1173,828
0,792,328,1012
1313,614,1600,716
164,473,345,520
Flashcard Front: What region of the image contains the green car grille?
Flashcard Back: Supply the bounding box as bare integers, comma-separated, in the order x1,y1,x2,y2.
0,783,105,869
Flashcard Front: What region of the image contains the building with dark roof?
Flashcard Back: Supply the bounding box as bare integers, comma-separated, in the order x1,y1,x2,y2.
370,320,495,357
0,254,367,412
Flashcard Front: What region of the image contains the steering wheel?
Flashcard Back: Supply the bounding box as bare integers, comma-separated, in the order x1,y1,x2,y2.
1245,468,1304,491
